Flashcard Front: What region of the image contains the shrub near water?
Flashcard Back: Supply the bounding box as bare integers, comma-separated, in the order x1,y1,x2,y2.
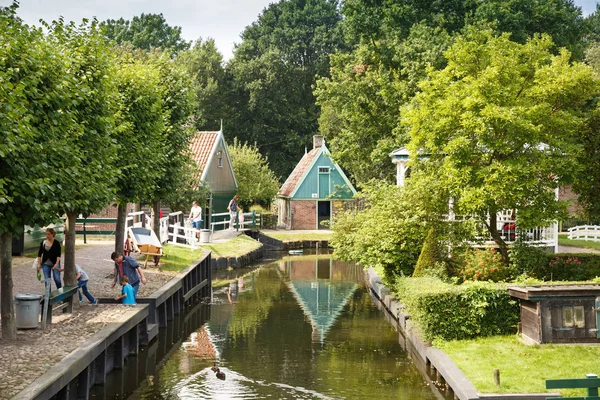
394,277,519,341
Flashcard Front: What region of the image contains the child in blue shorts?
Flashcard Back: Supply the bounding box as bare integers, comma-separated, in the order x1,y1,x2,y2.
114,275,136,305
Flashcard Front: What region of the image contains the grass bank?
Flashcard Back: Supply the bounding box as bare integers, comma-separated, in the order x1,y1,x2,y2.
201,234,262,258
558,235,600,251
437,335,600,396
264,232,332,242
161,244,205,272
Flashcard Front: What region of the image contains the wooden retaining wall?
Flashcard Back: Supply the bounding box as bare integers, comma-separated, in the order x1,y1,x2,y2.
257,232,330,252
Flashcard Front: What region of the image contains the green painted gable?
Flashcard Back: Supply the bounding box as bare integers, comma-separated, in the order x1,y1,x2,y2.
292,151,355,200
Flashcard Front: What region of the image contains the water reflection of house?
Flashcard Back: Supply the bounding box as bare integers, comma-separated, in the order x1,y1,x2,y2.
184,302,235,361
284,258,360,344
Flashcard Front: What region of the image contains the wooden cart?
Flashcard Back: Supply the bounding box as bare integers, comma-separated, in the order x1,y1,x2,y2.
127,227,165,268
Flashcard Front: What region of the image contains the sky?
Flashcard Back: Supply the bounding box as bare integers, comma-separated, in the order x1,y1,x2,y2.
2,0,599,61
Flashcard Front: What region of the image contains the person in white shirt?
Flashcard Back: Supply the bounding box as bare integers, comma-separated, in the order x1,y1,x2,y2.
189,201,203,229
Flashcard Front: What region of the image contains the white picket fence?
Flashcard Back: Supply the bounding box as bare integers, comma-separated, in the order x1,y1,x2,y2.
568,225,600,241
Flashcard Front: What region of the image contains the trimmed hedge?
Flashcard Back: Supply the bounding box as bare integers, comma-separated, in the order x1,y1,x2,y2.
393,277,520,341
531,253,600,281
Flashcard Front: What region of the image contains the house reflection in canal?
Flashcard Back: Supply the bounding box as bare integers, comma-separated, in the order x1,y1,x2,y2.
281,257,362,344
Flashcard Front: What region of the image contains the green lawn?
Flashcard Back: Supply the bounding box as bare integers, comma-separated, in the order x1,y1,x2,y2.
201,234,262,258
161,244,206,272
437,335,600,396
264,232,332,242
558,235,600,251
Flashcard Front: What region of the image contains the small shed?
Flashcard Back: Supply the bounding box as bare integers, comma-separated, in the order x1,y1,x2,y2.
508,285,600,344
189,130,238,228
277,135,356,230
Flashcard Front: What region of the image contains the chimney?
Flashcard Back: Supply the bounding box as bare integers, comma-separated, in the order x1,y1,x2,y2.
313,135,324,149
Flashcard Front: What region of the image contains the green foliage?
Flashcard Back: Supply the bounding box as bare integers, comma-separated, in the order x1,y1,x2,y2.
531,254,600,281
452,248,516,282
0,5,78,234
509,241,548,276
404,29,598,254
100,13,189,55
572,107,600,220
331,182,429,279
316,23,451,185
393,277,520,341
45,19,120,218
224,0,346,177
228,138,280,209
113,55,165,205
413,227,446,279
176,38,226,131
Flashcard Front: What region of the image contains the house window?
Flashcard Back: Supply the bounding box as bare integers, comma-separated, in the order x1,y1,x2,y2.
217,151,223,168
318,166,330,173
562,307,574,328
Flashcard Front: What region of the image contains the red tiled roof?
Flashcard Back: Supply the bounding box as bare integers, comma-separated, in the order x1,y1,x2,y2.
189,131,219,181
278,148,321,197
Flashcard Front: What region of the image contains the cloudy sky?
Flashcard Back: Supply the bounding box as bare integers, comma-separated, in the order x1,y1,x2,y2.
2,0,598,60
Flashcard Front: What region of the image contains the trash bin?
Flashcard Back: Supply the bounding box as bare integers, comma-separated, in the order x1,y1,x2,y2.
14,294,42,329
200,229,212,243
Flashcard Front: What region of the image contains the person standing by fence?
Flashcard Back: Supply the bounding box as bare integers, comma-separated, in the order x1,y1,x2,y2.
228,195,239,230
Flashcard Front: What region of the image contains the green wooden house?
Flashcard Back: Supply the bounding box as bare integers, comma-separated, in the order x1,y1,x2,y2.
190,130,238,228
277,136,356,230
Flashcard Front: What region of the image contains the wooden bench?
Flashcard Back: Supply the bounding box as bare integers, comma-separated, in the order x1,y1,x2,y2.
42,286,78,326
547,374,600,399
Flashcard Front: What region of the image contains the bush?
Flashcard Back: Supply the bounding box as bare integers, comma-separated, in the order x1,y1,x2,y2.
509,241,548,277
413,227,447,279
530,254,600,281
452,248,516,282
394,277,520,341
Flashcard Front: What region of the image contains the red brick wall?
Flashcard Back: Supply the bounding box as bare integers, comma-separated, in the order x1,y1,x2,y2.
84,203,139,233
291,200,316,230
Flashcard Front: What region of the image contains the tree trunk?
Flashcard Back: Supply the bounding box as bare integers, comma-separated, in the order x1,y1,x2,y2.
0,232,16,340
487,210,510,266
115,203,127,254
152,200,161,241
63,211,77,287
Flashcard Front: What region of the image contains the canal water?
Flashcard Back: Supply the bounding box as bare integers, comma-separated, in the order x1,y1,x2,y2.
94,253,441,400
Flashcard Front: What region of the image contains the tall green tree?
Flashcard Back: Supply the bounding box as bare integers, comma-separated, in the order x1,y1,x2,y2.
0,4,78,338
316,23,451,184
176,38,226,131
113,55,165,252
145,52,196,239
46,19,120,286
403,29,598,264
101,13,190,55
225,0,346,177
228,138,280,209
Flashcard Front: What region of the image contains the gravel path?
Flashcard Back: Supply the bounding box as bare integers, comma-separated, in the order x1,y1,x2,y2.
0,305,131,400
2,240,177,299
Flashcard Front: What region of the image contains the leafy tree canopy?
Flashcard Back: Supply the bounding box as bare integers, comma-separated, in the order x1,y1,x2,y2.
403,28,598,261
225,0,346,178
101,13,190,55
176,38,226,131
228,138,280,209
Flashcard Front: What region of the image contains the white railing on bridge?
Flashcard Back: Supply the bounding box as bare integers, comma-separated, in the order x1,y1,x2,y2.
568,225,600,242
168,221,200,249
210,211,261,232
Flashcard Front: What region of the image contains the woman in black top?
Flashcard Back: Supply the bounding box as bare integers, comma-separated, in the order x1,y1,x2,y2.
36,228,62,289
